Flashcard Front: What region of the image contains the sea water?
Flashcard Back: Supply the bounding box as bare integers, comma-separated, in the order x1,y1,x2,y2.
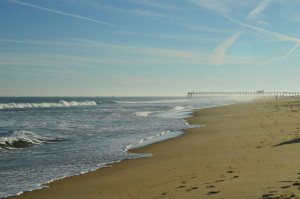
0,96,252,198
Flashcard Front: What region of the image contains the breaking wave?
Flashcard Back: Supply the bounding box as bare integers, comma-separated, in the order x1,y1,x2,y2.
170,106,194,111
133,111,157,117
132,106,194,117
0,130,51,150
0,100,98,110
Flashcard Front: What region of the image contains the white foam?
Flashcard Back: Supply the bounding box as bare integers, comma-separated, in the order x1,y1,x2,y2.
17,191,24,196
6,185,49,198
0,130,48,150
133,111,156,117
126,130,184,151
172,105,195,111
0,100,97,110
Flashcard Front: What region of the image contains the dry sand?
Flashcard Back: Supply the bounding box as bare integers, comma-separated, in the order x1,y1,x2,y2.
10,97,300,199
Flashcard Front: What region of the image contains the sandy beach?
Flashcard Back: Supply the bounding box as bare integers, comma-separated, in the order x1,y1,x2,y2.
9,97,300,199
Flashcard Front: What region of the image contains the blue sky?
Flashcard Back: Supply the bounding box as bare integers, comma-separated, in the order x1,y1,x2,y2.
1,0,300,96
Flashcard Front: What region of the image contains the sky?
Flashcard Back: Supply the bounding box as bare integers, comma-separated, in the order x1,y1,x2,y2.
1,0,300,96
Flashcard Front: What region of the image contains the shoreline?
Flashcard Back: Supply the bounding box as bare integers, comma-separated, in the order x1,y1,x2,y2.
2,98,242,199
9,97,300,199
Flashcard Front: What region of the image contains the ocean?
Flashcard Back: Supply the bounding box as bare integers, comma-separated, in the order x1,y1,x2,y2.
0,96,252,198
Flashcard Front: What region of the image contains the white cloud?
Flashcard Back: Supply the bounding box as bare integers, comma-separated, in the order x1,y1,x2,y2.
212,32,242,65
7,0,121,28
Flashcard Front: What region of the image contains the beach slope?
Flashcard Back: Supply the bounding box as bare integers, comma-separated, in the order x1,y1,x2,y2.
10,98,300,199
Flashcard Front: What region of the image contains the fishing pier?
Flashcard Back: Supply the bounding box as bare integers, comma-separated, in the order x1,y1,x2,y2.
187,91,300,98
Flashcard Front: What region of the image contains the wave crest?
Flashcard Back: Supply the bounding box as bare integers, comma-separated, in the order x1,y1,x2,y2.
170,106,194,111
133,111,156,117
0,130,48,150
0,100,97,110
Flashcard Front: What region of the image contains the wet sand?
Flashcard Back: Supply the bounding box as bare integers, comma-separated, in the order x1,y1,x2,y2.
10,97,300,199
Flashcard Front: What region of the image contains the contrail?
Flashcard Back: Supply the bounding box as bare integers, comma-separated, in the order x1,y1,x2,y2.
226,15,300,43
247,0,272,19
7,0,121,28
222,15,300,67
255,43,300,67
212,31,242,65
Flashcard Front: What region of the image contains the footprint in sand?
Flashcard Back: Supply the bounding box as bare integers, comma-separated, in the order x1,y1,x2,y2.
292,182,300,186
186,187,198,192
214,171,239,184
262,193,275,199
208,191,220,195
203,170,240,196
262,174,300,198
206,185,216,188
280,186,291,189
161,192,168,196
